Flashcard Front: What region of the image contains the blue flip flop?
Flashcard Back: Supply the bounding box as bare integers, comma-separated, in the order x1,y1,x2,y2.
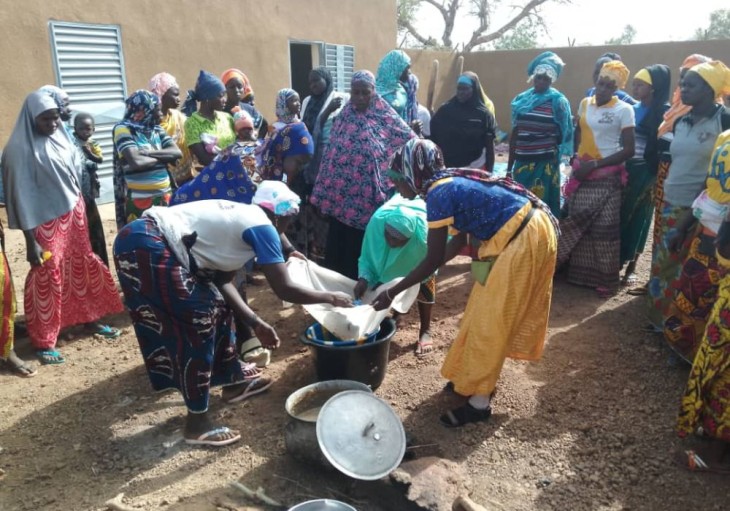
94,325,121,340
36,349,65,365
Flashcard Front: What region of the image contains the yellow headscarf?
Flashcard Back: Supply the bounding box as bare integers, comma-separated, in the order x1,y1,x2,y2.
599,61,630,89
690,60,730,98
634,68,652,86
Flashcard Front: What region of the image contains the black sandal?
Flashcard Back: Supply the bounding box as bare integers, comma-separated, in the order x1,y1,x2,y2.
439,402,492,428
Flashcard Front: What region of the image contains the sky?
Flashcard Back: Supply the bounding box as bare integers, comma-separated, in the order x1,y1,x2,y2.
415,0,728,48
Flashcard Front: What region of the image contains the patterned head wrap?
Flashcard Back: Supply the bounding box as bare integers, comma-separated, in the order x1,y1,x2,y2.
376,50,411,97
259,122,314,180
598,61,630,89
275,88,299,124
192,70,225,102
233,110,254,132
352,70,376,89
147,72,178,100
388,139,445,195
122,90,160,131
39,85,70,110
527,51,565,83
690,60,730,98
253,180,301,216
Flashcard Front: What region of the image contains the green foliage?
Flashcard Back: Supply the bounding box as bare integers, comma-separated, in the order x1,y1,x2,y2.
493,17,543,50
694,9,730,40
605,24,636,45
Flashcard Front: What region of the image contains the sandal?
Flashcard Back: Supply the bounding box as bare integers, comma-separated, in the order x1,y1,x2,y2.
93,325,122,340
627,285,648,296
0,357,38,377
675,449,730,474
240,360,263,381
439,402,492,428
36,349,65,365
224,377,273,404
240,337,271,368
415,333,433,357
184,426,241,447
621,273,639,286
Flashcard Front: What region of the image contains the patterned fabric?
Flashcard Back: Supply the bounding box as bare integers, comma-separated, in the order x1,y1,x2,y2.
677,252,730,442
599,61,630,89
513,158,561,217
510,86,573,160
310,74,416,231
258,122,314,181
25,197,123,349
664,231,722,363
376,50,410,119
148,72,178,100
558,175,622,290
275,88,299,124
417,274,436,305
172,142,258,206
0,232,16,359
404,74,420,124
126,193,172,225
620,158,656,265
647,203,694,329
121,90,160,131
652,157,671,248
527,51,565,82
114,217,246,413
441,208,557,396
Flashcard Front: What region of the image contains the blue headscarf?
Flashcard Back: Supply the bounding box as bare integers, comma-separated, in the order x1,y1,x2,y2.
376,50,410,97
121,90,160,132
194,70,226,101
259,121,314,181
511,52,573,159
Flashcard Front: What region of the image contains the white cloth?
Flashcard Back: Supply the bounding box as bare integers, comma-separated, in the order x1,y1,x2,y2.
286,258,418,340
253,180,301,216
417,104,431,137
577,97,635,158
144,200,273,271
692,189,728,235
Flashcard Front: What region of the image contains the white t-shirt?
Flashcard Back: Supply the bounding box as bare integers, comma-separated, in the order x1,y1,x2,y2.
577,97,635,159
144,200,284,271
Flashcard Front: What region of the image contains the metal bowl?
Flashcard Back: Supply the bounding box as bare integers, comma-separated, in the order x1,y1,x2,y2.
288,499,357,511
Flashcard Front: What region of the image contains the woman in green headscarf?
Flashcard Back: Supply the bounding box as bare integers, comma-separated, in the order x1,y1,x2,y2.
354,194,436,356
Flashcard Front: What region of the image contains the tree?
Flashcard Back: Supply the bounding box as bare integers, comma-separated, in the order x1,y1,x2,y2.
493,16,544,50
397,0,563,52
604,24,637,45
694,9,730,41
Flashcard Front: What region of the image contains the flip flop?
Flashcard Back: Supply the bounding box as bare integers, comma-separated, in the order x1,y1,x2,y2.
415,334,433,357
184,427,241,447
36,349,65,365
627,286,648,296
224,377,273,404
94,325,122,340
675,449,730,474
0,358,38,378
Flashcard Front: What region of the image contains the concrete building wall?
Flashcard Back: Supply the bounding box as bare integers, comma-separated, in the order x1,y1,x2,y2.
0,0,397,143
408,39,730,132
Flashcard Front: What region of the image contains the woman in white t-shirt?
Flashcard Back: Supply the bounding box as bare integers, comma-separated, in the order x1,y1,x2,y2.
113,182,352,448
558,61,636,297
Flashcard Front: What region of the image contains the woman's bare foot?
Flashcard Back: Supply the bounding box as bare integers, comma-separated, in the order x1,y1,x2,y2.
1,351,37,377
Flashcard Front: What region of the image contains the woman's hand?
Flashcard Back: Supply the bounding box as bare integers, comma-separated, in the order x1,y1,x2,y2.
353,278,368,300
573,160,597,181
254,320,281,350
326,97,344,114
410,120,423,136
371,288,393,311
26,238,44,267
287,250,307,261
329,292,354,308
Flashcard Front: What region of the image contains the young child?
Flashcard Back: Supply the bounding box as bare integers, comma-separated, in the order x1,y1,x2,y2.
73,113,109,266
355,194,436,356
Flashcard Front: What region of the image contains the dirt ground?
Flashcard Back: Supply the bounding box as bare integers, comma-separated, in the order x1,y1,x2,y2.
0,202,728,511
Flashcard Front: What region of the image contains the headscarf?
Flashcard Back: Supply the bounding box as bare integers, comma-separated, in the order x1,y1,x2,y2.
302,67,334,133
276,88,299,124
527,51,565,83
599,61,630,89
234,110,255,132
635,65,672,167
221,68,254,100
512,52,573,159
147,72,178,100
388,139,559,235
259,121,314,181
310,70,417,231
1,91,82,230
193,70,226,101
404,73,420,124
253,180,301,216
359,194,428,285
39,85,69,110
376,50,411,97
691,60,730,99
120,90,160,132
658,54,712,138
459,72,496,116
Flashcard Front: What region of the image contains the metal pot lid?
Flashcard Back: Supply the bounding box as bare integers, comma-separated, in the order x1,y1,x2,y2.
316,390,406,481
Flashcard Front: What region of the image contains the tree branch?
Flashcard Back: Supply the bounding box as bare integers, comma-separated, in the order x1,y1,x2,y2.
402,19,436,46
463,0,550,52
422,0,450,17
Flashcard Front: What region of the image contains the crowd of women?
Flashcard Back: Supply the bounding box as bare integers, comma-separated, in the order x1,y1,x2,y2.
1,47,730,465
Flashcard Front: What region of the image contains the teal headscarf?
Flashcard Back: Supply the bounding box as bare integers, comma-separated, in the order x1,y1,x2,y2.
511,51,573,159
376,50,411,119
358,194,428,285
